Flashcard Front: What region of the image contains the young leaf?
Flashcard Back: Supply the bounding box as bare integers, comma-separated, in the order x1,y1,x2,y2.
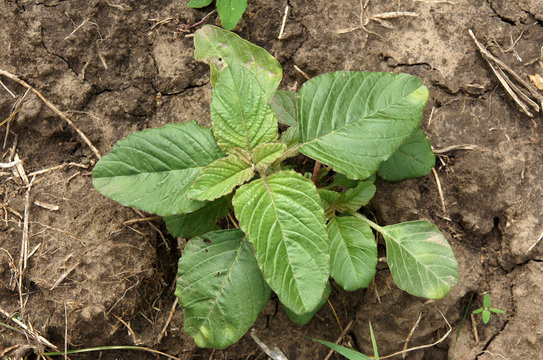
216,0,247,31
280,126,300,149
194,25,282,100
186,0,213,8
270,90,298,127
380,221,458,299
188,154,254,202
328,173,360,189
211,64,278,153
282,282,331,325
93,121,224,216
312,339,373,360
252,143,286,171
334,181,376,214
327,216,377,291
377,128,435,182
483,293,491,308
482,310,491,324
298,72,429,179
232,171,329,315
164,197,229,238
176,229,271,348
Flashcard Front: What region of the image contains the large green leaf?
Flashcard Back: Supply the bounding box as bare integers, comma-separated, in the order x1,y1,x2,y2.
380,221,458,299
211,64,278,153
270,90,298,127
377,128,435,182
176,229,270,348
186,0,213,8
232,171,329,315
282,282,331,325
216,0,247,30
93,121,224,216
194,25,282,100
189,154,254,202
327,216,377,291
298,72,429,179
164,197,229,239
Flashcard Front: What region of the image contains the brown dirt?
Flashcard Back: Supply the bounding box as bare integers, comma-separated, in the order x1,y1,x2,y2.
1,0,542,359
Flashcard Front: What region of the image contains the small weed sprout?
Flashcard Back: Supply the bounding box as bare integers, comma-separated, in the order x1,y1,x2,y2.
93,26,459,348
185,0,247,31
472,294,505,324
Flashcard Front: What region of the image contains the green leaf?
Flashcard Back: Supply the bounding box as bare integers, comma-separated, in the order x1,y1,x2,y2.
483,294,491,308
318,189,341,219
176,229,270,348
186,0,213,8
482,310,491,324
334,181,376,214
189,154,254,202
472,308,484,315
490,308,505,314
194,25,282,100
327,216,377,291
282,282,331,325
271,90,298,127
380,221,458,299
216,0,247,30
280,126,300,149
328,173,360,189
369,322,380,360
252,143,286,171
377,128,435,182
93,121,224,216
298,72,429,179
232,171,329,314
164,197,229,238
312,339,373,360
211,64,278,153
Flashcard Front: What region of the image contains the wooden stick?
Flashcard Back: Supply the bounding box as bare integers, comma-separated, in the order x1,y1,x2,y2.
0,69,101,159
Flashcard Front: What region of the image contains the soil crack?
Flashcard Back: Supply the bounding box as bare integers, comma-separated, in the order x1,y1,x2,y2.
485,0,519,25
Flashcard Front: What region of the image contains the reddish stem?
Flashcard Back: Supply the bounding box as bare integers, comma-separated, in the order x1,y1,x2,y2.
312,161,322,186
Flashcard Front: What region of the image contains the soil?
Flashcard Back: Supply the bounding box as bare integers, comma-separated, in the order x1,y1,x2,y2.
1,0,542,359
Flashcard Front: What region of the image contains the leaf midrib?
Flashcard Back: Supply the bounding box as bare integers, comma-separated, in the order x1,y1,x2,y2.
196,237,247,334
263,177,312,311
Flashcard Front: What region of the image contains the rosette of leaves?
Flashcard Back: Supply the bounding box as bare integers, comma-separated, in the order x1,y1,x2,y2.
93,25,458,349
187,0,247,31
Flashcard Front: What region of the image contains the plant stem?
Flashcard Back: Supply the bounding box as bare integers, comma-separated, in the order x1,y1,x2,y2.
311,161,322,185
351,212,383,232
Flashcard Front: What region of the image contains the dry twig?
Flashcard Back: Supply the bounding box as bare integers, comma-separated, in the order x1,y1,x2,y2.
278,4,289,39
0,306,60,351
380,308,452,359
402,312,423,358
0,69,102,159
335,0,418,49
431,168,448,219
468,30,543,117
156,298,178,344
